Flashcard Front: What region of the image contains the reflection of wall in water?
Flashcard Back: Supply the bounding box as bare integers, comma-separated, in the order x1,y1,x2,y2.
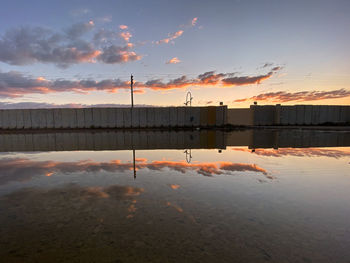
0,130,226,152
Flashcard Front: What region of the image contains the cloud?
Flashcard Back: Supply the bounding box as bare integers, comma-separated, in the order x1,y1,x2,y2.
0,24,141,68
222,66,281,86
0,158,269,185
65,21,94,39
96,45,141,64
166,57,181,64
231,147,350,159
156,30,184,44
120,31,132,42
0,66,279,98
233,89,350,103
191,17,198,26
99,15,112,23
0,102,155,109
119,25,128,30
70,8,91,16
262,62,273,68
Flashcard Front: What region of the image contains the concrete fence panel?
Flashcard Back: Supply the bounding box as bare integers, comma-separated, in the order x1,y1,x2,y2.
296,105,305,125
115,108,124,128
227,108,253,126
280,106,289,125
215,106,225,126
0,110,3,129
252,106,275,125
146,108,155,128
200,107,208,127
287,106,297,125
177,107,185,127
161,107,170,127
76,109,85,128
92,108,101,128
207,107,216,126
62,108,77,128
83,108,93,128
326,106,335,123
100,108,109,128
311,105,320,125
169,107,178,127
184,107,194,127
319,106,328,124
123,108,132,128
131,108,140,128
139,108,147,128
304,105,312,125
30,109,47,129
333,106,341,123
2,110,10,129
339,106,347,123
192,107,201,127
46,109,54,129
15,109,24,129
154,108,163,127
22,110,32,129
8,110,17,129
106,108,116,128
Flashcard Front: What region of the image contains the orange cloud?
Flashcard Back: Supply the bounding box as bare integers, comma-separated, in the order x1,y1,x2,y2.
231,147,350,159
234,89,350,103
156,30,184,44
0,67,279,98
0,158,270,185
119,25,128,30
169,184,181,190
120,31,132,42
166,57,181,64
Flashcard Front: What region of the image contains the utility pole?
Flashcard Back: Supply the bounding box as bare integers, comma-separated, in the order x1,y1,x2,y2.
130,74,134,108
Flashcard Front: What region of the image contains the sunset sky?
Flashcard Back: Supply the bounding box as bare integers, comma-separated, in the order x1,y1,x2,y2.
0,0,349,108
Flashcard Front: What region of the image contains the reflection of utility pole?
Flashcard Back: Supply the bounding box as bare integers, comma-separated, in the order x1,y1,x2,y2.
133,148,136,179
130,74,134,108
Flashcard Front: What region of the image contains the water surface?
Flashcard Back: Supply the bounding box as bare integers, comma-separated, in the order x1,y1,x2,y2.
0,129,349,263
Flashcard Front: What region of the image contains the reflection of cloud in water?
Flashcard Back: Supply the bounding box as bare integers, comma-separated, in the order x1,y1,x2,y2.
169,184,181,190
231,147,350,159
0,157,269,185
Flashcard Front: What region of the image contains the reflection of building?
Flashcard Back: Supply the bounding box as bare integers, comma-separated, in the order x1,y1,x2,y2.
0,129,349,152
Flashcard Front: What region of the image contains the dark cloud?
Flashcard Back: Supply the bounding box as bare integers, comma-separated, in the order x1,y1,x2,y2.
234,89,350,103
0,102,154,109
262,62,273,68
0,24,141,68
96,45,141,64
0,66,281,98
66,21,95,39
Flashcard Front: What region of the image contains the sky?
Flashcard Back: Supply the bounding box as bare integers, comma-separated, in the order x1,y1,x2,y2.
0,0,349,108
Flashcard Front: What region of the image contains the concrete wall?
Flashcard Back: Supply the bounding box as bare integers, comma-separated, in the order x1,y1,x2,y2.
227,108,254,126
249,105,350,126
0,106,228,130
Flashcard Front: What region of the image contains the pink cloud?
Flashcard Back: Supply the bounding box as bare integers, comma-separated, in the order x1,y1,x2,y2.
191,17,198,26
156,30,184,44
166,57,181,64
119,25,128,30
120,31,132,42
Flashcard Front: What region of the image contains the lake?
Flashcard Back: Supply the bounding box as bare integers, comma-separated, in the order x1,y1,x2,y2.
0,129,349,263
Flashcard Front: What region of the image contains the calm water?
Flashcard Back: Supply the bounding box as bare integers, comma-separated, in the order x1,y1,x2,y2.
0,129,349,263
